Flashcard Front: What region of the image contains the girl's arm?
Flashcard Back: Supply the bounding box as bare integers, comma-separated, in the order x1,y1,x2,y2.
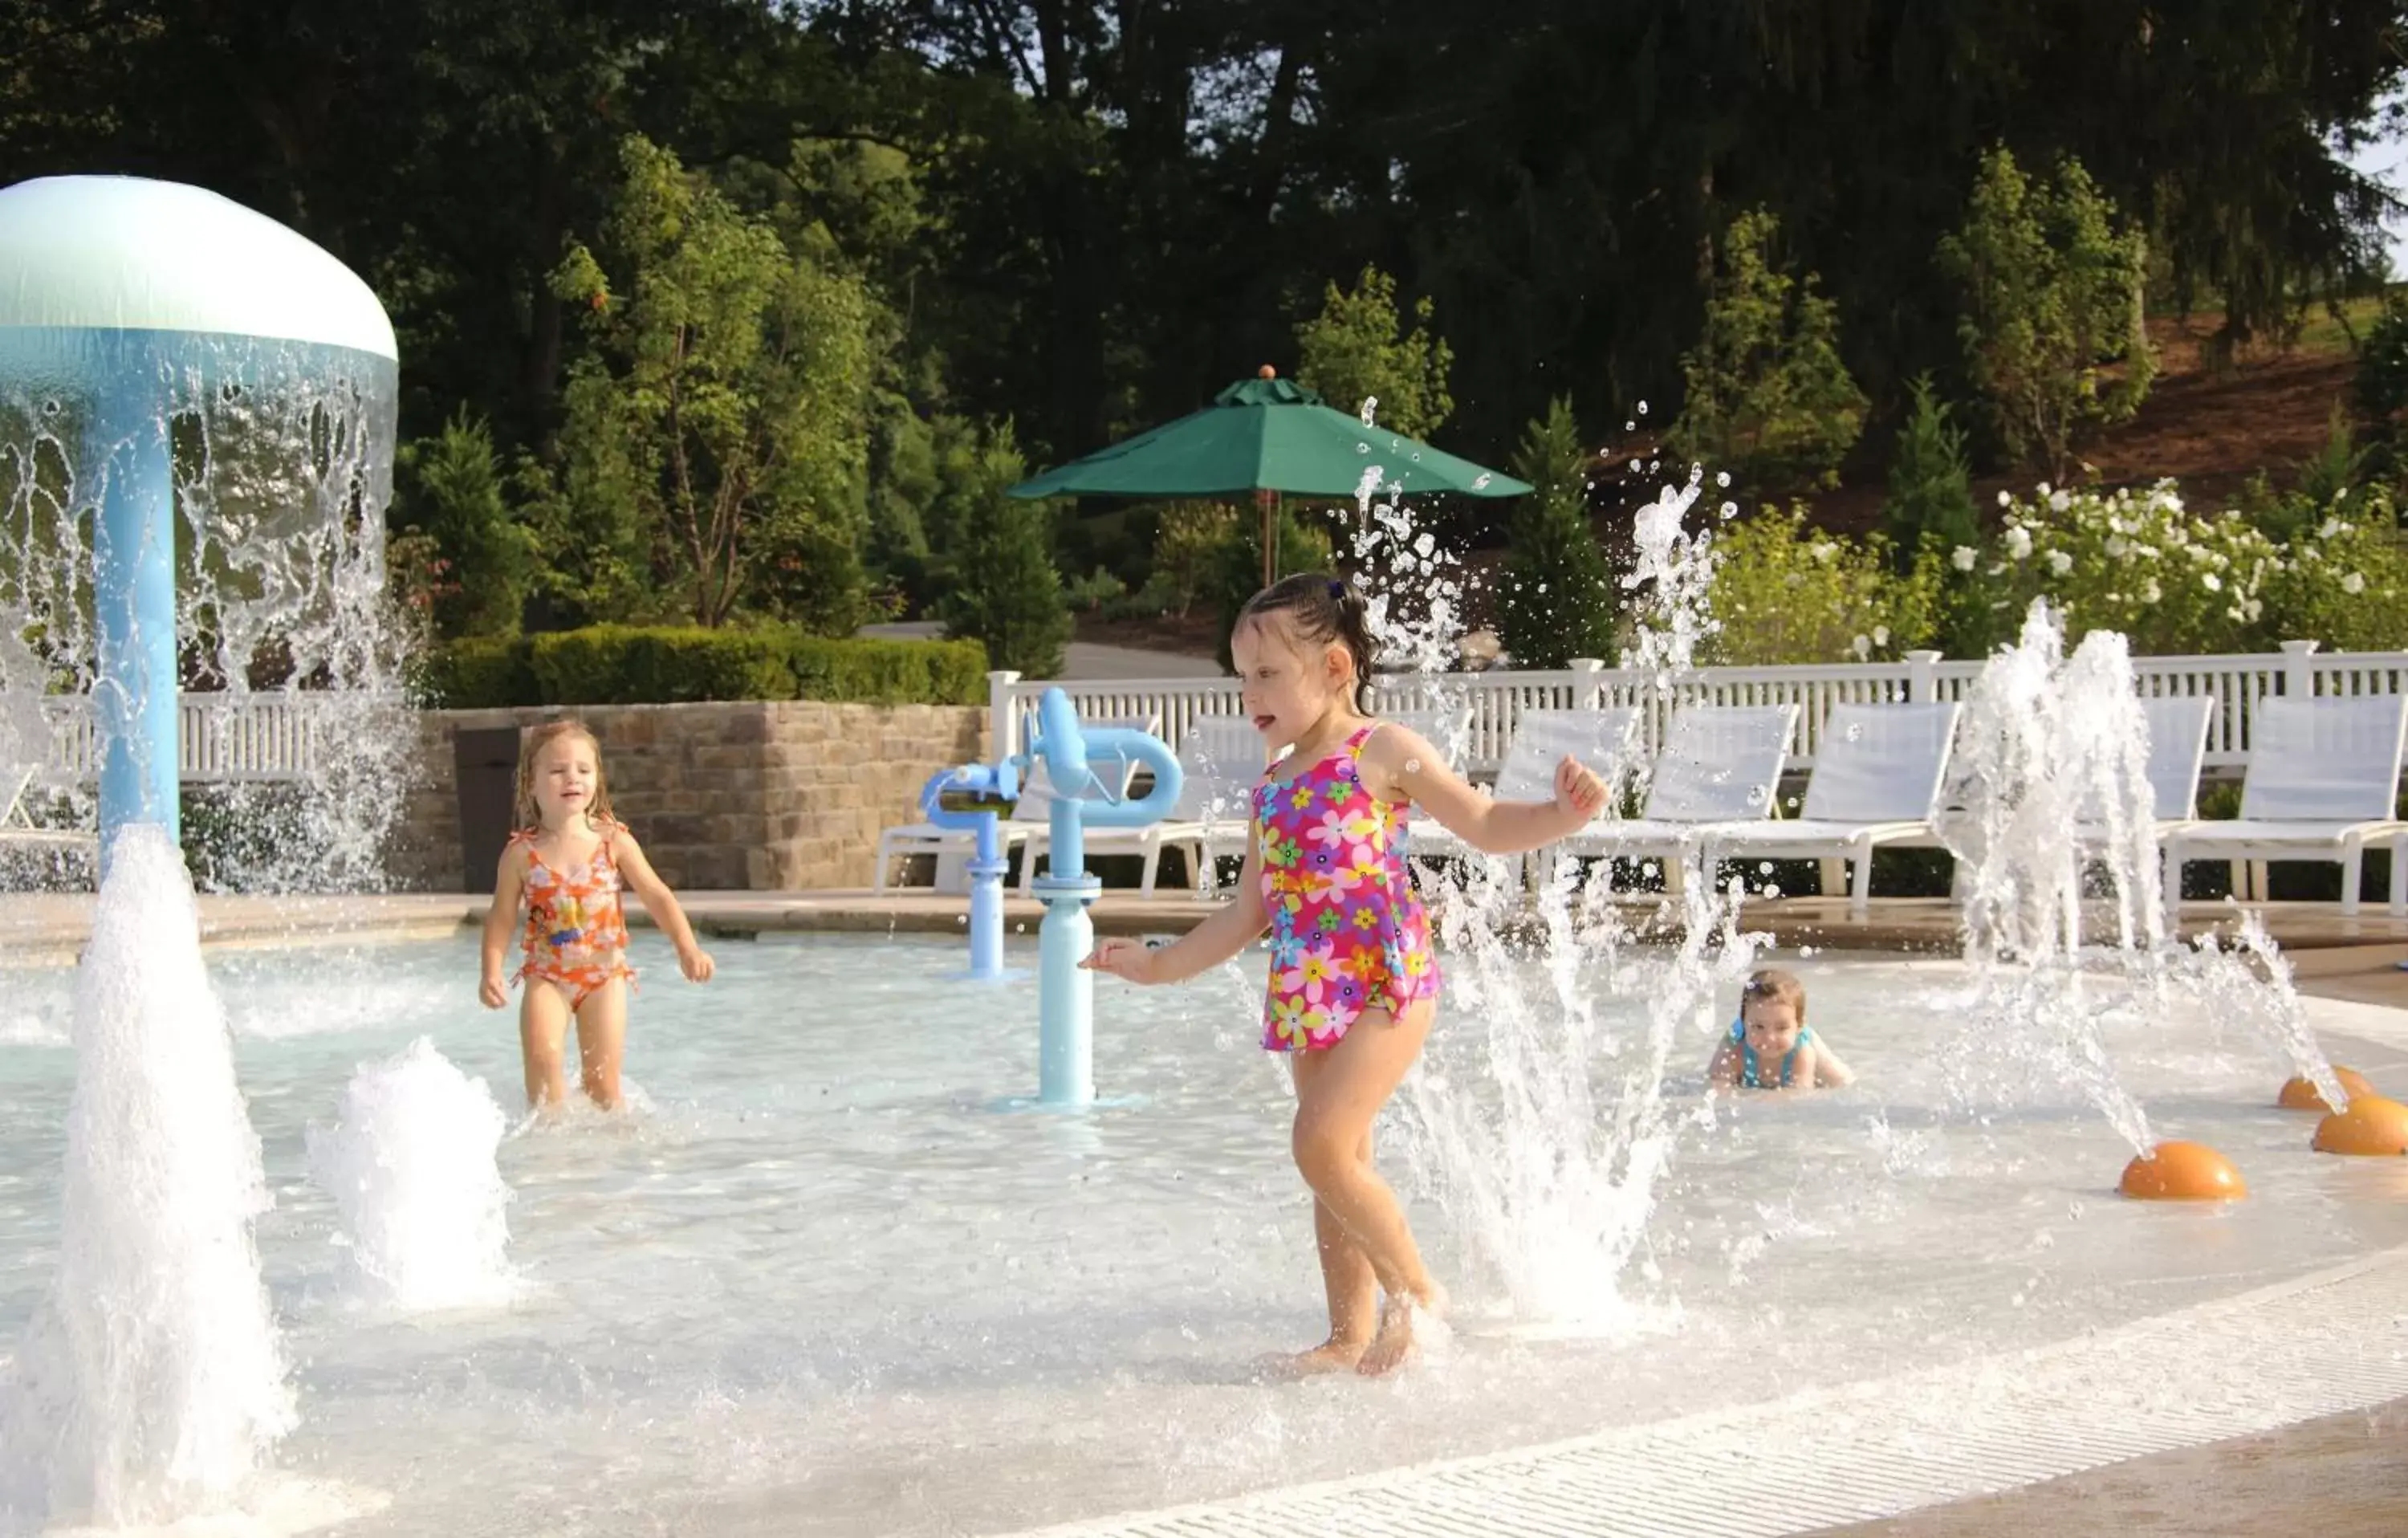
479,843,528,1008
1808,1038,1855,1088
1706,1036,1742,1088
1084,829,1269,984
1359,724,1606,856
612,829,716,983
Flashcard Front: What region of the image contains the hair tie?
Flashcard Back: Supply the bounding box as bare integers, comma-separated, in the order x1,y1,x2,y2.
1327,579,1347,601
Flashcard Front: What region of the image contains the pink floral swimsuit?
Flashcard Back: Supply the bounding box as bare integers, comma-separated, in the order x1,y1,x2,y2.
1255,725,1441,1051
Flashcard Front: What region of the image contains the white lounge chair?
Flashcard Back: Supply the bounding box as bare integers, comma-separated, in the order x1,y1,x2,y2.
2162,695,2408,918
0,763,96,855
1412,706,1641,872
1546,704,1800,891
1018,715,1273,896
872,712,1160,893
1695,701,1962,919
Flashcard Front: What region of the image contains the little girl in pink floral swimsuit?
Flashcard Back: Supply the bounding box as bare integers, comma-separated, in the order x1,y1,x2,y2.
1255,727,1438,1052
1086,573,1609,1380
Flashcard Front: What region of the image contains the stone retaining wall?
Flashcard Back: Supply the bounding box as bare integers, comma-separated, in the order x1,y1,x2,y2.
396,702,986,893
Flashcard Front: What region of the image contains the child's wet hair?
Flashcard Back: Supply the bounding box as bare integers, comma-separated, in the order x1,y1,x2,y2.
514,718,618,832
1741,967,1806,1024
1235,572,1379,711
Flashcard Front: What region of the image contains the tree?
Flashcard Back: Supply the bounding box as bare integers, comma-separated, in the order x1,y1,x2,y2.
393,408,535,637
1294,267,1456,438
934,422,1072,677
1666,210,1867,495
1879,376,1979,568
1937,147,2153,479
544,135,878,630
1498,397,1616,668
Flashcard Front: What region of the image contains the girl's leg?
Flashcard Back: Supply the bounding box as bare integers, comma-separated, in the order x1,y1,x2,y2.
1287,1002,1442,1373
1279,1052,1377,1375
572,978,629,1109
519,983,573,1107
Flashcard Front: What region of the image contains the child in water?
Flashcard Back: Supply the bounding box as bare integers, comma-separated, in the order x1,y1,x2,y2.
1084,573,1612,1377
479,720,714,1109
1707,968,1853,1091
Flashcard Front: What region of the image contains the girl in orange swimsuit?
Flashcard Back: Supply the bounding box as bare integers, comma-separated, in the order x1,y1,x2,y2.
1084,574,1612,1378
479,720,714,1109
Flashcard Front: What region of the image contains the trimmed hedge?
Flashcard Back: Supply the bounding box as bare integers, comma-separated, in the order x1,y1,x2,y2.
420,625,988,708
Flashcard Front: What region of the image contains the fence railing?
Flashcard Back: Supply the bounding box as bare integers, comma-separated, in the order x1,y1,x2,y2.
995,639,2385,777
7,692,368,783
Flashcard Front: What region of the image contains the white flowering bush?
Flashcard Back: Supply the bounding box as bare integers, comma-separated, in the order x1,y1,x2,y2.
1697,478,2408,665
1950,480,2283,656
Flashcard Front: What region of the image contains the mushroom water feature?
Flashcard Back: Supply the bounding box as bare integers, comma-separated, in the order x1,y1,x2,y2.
0,175,401,1529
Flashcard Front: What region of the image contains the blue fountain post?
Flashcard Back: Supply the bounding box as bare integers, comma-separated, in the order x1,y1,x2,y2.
90,341,181,869
917,759,1018,981
1022,688,1182,1106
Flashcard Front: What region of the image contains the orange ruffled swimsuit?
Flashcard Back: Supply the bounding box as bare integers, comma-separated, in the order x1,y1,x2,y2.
512,825,636,1009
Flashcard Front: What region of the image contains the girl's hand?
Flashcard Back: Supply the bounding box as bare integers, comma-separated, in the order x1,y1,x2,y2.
1080,937,1158,984
479,970,507,1010
1554,755,1609,824
679,945,716,983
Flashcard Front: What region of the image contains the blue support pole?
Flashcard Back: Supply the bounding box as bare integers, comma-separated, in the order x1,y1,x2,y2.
89,345,179,873
919,762,1015,982
1033,792,1099,1106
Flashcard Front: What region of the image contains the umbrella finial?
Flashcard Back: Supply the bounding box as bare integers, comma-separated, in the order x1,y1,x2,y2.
1258,364,1276,379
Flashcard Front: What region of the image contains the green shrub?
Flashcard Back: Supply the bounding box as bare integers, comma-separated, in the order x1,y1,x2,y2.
417,635,540,709
1499,396,1617,667
1937,147,2152,477
419,626,985,707
1880,375,1980,564
1667,208,1868,495
787,634,986,703
1705,504,1936,665
933,422,1073,678
2349,292,2408,473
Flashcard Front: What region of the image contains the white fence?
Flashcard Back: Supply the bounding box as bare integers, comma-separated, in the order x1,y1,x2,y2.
8,692,357,783
996,640,2408,778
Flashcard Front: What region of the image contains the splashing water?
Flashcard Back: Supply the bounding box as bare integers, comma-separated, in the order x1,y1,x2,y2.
0,335,411,891
1942,600,2349,1144
306,1039,519,1312
1942,603,2158,1151
0,826,292,1530
1620,468,1719,680
1345,454,1759,1325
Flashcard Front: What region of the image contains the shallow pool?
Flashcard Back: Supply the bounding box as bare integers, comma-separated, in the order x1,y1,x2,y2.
2,932,2405,1537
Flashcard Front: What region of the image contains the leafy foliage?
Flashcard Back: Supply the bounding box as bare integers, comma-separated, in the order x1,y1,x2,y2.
543,135,877,631
1704,505,1936,665
932,423,1074,678
1937,148,2154,478
420,627,986,707
1879,376,1980,566
1293,267,1456,438
1498,397,1617,668
1666,210,1866,496
391,408,535,637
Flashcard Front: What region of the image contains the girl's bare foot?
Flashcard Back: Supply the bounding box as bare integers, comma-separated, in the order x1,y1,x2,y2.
1356,1285,1450,1377
1257,1337,1369,1380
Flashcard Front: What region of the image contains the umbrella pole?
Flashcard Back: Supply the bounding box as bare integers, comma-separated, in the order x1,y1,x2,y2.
1257,488,1278,589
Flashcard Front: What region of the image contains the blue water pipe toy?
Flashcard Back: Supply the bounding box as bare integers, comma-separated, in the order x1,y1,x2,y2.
917,757,1019,981
932,687,1183,1106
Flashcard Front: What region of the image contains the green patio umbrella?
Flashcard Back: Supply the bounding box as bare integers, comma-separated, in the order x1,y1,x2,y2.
1007,368,1531,585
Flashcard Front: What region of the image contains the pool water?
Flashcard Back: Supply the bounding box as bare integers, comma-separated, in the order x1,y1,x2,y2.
2,932,2406,1537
